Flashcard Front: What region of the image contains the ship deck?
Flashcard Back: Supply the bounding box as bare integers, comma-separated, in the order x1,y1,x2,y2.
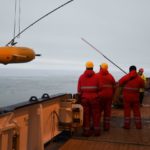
45,91,150,150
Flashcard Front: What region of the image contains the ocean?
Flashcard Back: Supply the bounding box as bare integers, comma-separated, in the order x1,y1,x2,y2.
0,69,81,107
0,69,122,108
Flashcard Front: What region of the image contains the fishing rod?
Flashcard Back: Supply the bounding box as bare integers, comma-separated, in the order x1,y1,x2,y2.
6,0,74,46
81,38,127,74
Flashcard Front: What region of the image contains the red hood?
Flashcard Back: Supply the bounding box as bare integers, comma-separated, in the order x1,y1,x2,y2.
84,70,95,78
129,70,138,79
99,68,109,76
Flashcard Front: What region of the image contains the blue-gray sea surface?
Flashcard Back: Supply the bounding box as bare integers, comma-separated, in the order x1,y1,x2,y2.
0,69,81,107
0,69,122,108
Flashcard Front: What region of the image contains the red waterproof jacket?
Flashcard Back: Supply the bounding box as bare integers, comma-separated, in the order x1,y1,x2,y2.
78,70,98,100
96,68,116,99
119,70,145,100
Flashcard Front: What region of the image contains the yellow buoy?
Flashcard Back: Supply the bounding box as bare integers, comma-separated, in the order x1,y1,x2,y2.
0,46,39,64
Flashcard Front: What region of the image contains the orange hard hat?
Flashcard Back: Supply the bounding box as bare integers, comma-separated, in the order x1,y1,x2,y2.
85,61,94,68
101,63,108,70
139,68,144,73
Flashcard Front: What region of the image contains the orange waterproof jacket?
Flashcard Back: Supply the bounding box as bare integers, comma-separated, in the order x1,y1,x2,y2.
78,70,98,100
119,70,145,100
96,68,116,99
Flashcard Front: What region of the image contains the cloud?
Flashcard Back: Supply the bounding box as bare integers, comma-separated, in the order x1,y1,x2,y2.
0,0,150,75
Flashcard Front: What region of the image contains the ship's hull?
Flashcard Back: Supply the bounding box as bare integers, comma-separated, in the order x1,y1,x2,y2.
0,93,71,150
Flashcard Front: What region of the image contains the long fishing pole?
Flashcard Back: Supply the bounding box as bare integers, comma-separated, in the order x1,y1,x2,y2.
6,0,74,46
81,38,127,74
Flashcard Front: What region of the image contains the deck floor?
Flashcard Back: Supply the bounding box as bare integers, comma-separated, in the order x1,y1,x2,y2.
46,92,150,150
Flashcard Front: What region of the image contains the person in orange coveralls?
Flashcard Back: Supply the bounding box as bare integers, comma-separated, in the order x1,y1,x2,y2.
138,68,147,106
96,63,116,131
118,65,145,129
78,61,100,136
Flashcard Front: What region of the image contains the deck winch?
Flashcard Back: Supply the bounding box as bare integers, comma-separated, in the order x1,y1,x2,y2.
59,99,83,131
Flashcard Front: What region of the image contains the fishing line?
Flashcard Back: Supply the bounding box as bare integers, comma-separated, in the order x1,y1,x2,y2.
6,0,74,46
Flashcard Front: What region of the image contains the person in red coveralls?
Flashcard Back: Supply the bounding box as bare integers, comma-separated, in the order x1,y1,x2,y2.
96,63,116,131
118,65,145,129
78,61,100,136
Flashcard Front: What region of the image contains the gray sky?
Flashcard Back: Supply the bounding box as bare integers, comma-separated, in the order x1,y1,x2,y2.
0,0,150,76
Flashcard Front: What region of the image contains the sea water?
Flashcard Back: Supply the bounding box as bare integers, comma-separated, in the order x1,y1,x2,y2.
0,69,122,108
0,69,81,107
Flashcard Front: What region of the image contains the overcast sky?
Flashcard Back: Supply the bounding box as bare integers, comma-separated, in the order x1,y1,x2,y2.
0,0,150,76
